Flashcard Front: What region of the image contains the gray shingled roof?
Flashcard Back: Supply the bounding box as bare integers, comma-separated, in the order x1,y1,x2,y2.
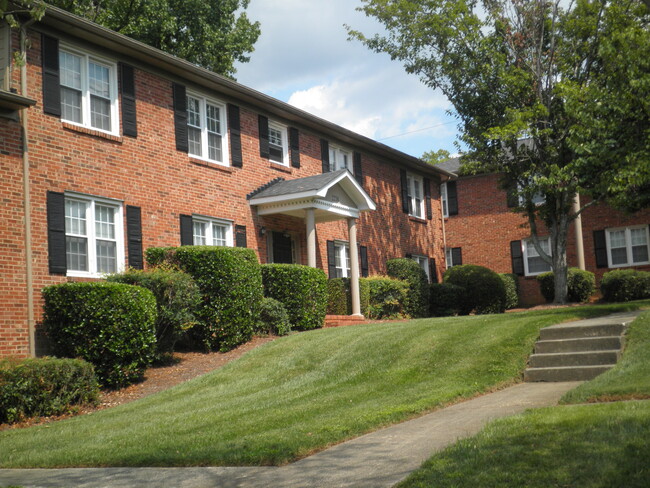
250,170,349,200
437,157,461,175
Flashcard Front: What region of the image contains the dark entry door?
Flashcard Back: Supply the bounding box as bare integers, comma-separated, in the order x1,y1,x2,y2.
272,232,294,264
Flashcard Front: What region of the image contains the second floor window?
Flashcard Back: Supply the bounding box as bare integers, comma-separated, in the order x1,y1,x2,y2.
60,49,118,134
407,173,424,219
187,94,228,164
269,122,288,165
330,146,352,172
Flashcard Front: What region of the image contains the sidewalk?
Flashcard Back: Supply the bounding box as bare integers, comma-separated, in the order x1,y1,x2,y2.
0,381,580,488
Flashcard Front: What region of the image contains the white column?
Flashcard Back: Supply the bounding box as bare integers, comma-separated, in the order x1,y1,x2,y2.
348,217,362,317
306,208,316,268
572,193,586,270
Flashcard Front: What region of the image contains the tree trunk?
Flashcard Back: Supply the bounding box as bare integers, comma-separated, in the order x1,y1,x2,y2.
550,209,570,304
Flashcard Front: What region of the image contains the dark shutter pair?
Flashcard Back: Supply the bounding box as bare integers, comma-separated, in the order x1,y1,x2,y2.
42,35,137,137
180,215,247,248
400,169,432,220
258,115,300,167
47,191,142,273
446,181,459,216
326,241,369,278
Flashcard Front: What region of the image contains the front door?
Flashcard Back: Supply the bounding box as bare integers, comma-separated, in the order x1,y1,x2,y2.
271,231,294,264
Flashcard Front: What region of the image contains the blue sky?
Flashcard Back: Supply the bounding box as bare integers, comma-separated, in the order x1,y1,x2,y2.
234,0,463,159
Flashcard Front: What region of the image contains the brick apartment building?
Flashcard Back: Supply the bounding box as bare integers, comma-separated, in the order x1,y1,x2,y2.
438,158,650,305
0,6,454,357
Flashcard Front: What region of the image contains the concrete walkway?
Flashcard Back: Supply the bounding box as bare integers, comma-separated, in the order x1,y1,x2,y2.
0,381,580,488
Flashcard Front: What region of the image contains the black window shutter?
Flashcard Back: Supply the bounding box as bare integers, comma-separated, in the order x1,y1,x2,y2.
235,225,247,248
429,258,438,283
321,139,330,173
119,63,137,138
180,214,193,245
424,178,432,220
400,169,409,213
447,181,459,216
593,230,608,268
258,115,269,159
289,127,300,168
42,35,61,117
506,181,519,208
126,205,143,269
326,240,338,278
510,240,524,275
353,151,363,186
172,83,188,152
360,245,369,277
47,191,66,274
452,247,463,266
228,104,243,167
405,253,412,259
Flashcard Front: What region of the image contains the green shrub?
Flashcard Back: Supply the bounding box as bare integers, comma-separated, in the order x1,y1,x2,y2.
256,297,291,336
43,282,157,388
363,276,410,320
326,278,370,316
500,273,519,310
429,282,465,317
0,357,99,424
537,268,596,303
444,264,506,315
386,258,429,318
107,268,201,361
600,269,650,302
261,264,327,330
147,246,263,352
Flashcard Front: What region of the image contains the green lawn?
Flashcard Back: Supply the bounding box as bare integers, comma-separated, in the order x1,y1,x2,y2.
0,301,646,468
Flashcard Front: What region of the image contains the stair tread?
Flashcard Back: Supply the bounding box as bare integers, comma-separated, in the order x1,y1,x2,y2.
526,364,615,371
530,350,621,357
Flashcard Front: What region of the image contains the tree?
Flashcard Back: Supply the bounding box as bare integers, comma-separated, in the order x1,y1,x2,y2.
349,0,650,303
421,148,450,165
45,0,260,78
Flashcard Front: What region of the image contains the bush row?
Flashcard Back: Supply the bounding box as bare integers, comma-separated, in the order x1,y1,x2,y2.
537,268,595,303
601,269,650,302
386,258,429,318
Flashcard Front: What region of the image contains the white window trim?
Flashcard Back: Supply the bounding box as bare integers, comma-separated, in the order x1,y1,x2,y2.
411,254,430,281
334,240,351,278
605,225,650,268
186,91,230,166
59,44,120,136
407,172,425,219
268,121,289,166
522,237,552,276
329,144,353,173
445,248,456,268
64,192,125,278
192,215,234,247
440,182,449,218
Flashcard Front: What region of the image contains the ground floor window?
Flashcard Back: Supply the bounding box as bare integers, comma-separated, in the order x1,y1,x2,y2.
523,237,552,276
192,216,233,247
606,226,650,268
410,254,430,281
335,241,351,278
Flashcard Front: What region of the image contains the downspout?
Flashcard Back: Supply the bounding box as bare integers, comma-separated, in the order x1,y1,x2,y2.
440,177,449,277
20,20,35,357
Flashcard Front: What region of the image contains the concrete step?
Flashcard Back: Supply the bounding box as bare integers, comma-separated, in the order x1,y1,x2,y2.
534,336,623,354
539,322,626,340
524,365,615,382
529,350,621,368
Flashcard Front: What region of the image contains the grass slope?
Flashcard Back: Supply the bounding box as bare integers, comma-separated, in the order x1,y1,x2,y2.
561,310,650,403
0,302,646,468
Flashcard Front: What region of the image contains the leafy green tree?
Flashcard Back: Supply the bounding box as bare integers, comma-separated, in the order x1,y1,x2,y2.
350,0,650,303
45,0,260,78
422,148,450,165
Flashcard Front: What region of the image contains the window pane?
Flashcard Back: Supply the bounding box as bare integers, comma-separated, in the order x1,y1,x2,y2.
88,62,110,99
212,224,227,246
65,200,87,236
187,97,201,128
609,230,626,249
90,95,111,131
208,133,222,162
611,247,628,265
632,245,649,264
269,127,282,146
66,236,88,271
193,222,207,245
96,240,117,273
206,104,221,134
95,205,115,240
335,245,342,269
630,228,647,247
61,87,82,123
188,127,202,157
60,52,81,89
528,256,550,274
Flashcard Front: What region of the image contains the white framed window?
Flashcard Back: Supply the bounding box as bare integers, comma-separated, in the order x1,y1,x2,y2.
329,145,352,173
407,173,425,219
186,93,229,165
192,216,233,247
517,182,545,206
440,182,449,218
334,241,351,278
606,226,650,268
268,121,289,165
411,254,430,281
523,237,552,276
59,47,119,135
64,193,124,277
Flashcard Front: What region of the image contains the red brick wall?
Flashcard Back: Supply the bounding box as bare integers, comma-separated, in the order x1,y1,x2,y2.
1,30,445,356
444,173,650,305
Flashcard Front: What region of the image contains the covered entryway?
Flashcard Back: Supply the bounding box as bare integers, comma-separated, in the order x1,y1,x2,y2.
249,169,376,316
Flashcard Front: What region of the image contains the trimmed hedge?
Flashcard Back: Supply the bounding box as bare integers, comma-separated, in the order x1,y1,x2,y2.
326,278,370,316
444,264,506,315
43,282,157,388
500,273,519,310
537,268,596,303
257,297,291,336
0,357,99,424
429,282,465,317
261,264,327,330
363,276,410,320
107,268,201,360
600,269,650,302
386,258,429,318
